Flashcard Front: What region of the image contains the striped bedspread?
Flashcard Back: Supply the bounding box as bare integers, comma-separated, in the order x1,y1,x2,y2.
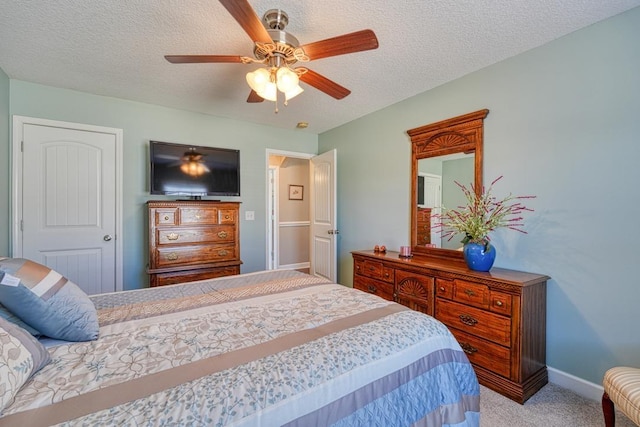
0,270,480,426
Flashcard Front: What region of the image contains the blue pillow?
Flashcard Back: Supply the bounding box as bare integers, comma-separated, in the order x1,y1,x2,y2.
0,258,99,342
0,302,41,337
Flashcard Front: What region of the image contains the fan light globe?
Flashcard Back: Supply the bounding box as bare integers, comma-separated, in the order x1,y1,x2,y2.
246,68,270,93
257,81,278,102
284,85,304,101
276,67,299,93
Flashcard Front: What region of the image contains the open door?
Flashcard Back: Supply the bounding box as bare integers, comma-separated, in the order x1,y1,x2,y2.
310,149,337,282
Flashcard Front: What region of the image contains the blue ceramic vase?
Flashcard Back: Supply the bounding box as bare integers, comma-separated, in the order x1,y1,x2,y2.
463,242,496,272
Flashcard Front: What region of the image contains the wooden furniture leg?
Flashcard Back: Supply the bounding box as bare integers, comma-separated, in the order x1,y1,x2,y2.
603,392,616,427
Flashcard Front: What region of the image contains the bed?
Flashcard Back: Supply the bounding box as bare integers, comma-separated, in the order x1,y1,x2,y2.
0,266,479,426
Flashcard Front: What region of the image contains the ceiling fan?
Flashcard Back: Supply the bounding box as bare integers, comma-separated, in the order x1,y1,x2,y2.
165,0,379,108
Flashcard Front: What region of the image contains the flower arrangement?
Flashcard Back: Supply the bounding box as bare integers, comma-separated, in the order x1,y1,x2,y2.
432,176,535,249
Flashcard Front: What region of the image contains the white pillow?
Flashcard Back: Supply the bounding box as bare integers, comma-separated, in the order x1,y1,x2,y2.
0,316,51,411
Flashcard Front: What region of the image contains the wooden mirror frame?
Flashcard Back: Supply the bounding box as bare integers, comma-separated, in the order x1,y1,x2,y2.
407,109,489,260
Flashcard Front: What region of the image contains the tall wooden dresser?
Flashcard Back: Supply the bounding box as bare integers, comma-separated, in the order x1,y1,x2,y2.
147,200,242,287
352,249,548,404
416,207,432,245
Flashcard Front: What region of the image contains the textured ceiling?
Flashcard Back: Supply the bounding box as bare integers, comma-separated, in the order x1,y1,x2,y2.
1,1,639,134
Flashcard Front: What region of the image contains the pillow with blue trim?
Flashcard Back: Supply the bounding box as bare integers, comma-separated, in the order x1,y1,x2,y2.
0,258,99,342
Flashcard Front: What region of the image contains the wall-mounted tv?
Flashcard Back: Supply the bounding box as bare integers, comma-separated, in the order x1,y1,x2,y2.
149,140,240,198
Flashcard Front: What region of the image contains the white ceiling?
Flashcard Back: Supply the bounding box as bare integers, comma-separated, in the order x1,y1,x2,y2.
2,1,639,134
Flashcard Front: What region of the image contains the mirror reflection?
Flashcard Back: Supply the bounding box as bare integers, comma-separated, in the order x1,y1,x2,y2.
417,153,474,250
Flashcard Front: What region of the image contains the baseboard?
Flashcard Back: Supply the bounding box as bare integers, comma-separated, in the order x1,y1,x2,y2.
548,366,604,402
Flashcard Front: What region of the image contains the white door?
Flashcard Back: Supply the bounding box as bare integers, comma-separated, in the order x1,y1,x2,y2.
12,116,123,295
310,149,337,282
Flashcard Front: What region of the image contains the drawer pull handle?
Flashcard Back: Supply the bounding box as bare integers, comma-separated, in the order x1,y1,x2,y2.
217,231,228,238
167,252,178,261
495,300,504,307
464,289,476,297
460,342,478,355
367,285,377,293
225,214,231,220
384,272,390,278
218,250,229,257
163,215,170,221
439,286,445,292
356,265,361,271
167,233,179,241
459,314,478,326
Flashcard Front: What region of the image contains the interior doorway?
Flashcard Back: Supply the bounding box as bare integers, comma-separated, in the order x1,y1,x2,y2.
266,150,313,272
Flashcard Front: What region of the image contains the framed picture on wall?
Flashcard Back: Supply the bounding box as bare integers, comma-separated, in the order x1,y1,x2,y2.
289,185,303,200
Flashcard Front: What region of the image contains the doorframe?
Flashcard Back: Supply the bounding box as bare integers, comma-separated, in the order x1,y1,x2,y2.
267,165,278,270
265,149,314,270
11,115,124,292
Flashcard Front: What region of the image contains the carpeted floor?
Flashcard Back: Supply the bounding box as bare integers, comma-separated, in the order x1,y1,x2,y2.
480,383,637,426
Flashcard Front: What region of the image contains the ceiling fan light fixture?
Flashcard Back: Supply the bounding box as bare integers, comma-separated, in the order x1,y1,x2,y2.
180,150,210,177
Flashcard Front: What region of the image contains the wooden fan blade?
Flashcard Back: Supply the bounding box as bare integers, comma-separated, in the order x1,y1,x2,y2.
298,69,351,100
247,90,264,103
300,29,379,61
165,55,244,63
219,0,272,44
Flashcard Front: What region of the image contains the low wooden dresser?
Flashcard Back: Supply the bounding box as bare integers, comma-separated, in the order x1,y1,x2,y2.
352,249,548,403
147,200,242,287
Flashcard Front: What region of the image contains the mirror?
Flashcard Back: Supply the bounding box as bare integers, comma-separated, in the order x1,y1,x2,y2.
407,109,489,260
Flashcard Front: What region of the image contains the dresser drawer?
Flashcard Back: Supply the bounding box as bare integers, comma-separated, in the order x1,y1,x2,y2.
151,265,240,287
218,209,236,224
436,299,511,346
155,244,237,267
353,276,394,301
490,290,513,316
179,207,219,225
354,259,394,283
436,278,454,300
449,328,511,378
453,279,490,310
155,208,178,225
157,226,235,245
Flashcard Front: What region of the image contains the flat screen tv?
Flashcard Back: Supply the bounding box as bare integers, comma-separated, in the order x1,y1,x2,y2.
149,140,240,198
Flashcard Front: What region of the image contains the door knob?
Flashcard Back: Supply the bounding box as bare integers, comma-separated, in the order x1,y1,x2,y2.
103,235,113,241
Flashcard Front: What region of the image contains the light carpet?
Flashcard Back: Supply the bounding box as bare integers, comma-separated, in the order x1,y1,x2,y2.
480,383,637,426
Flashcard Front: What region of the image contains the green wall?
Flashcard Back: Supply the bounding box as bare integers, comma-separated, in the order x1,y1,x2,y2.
319,7,640,386
0,68,9,257
6,82,317,289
